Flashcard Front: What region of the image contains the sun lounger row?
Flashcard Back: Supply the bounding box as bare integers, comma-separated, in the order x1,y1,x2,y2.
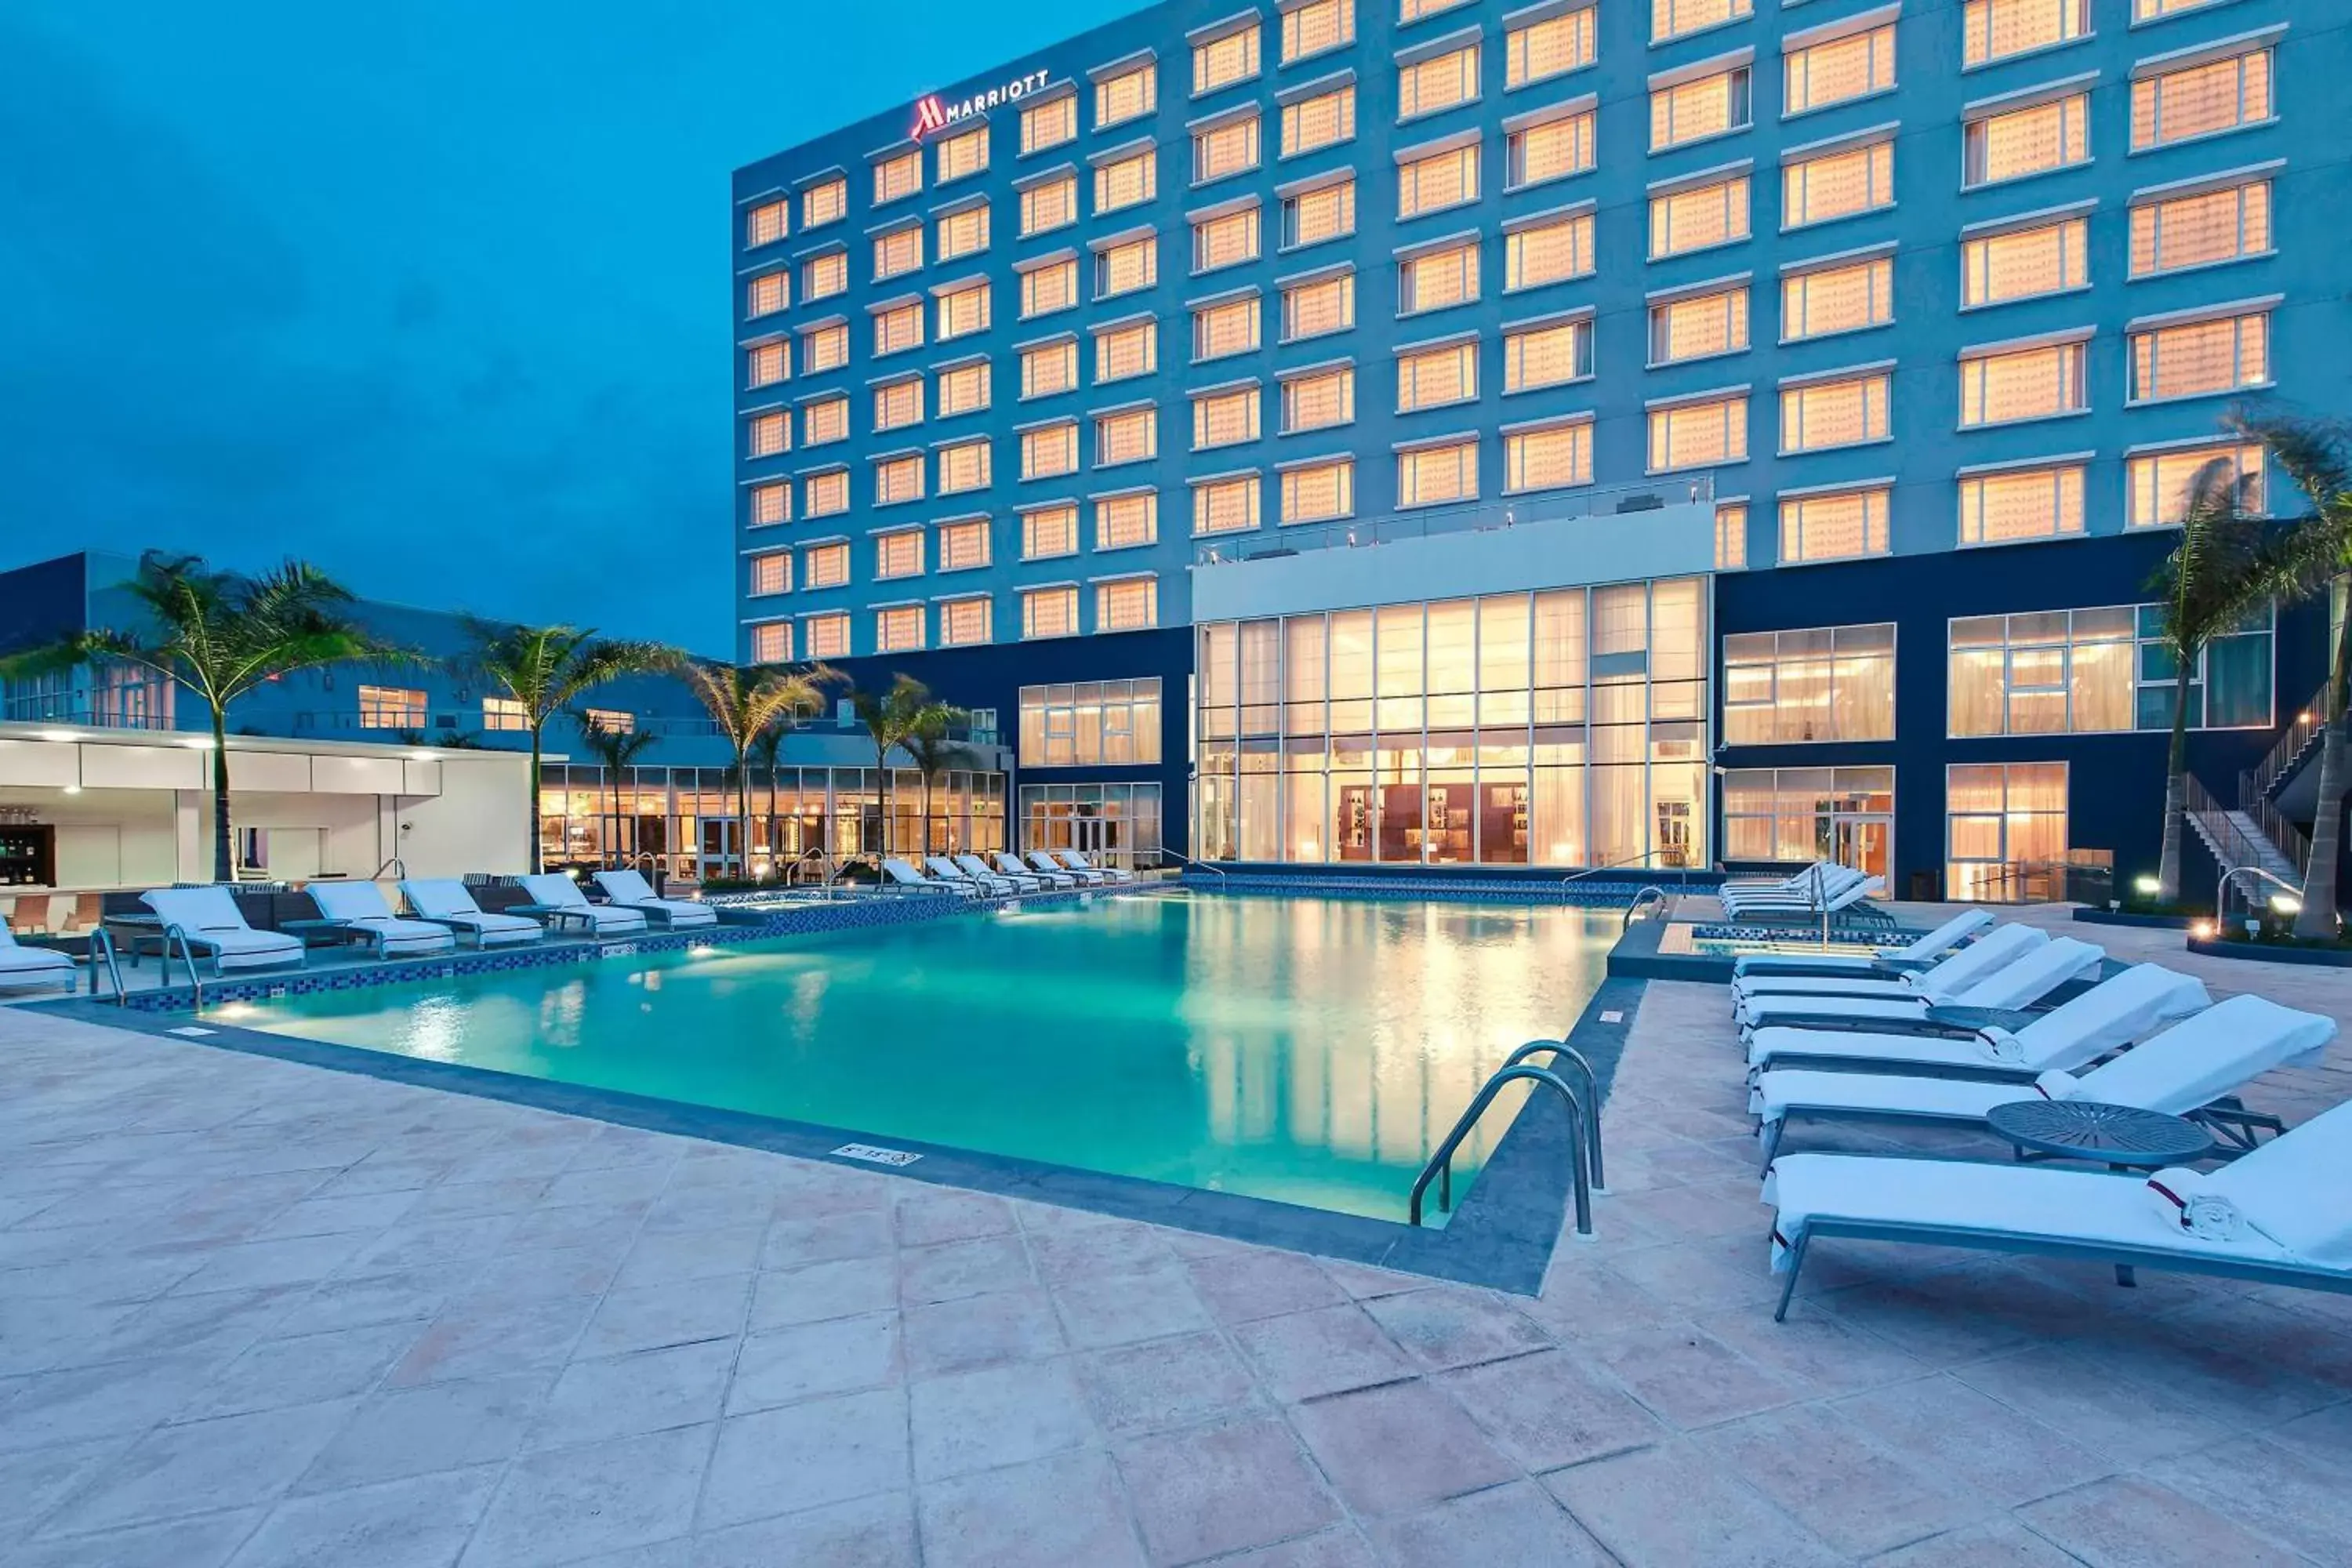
1720,863,1884,919
882,850,1134,897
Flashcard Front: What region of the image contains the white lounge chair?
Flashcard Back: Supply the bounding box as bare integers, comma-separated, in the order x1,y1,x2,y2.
1725,873,1883,919
1733,924,2047,1026
140,887,307,974
399,880,547,948
0,920,78,993
591,869,718,929
1744,961,2209,1078
1751,991,2330,1167
1731,909,1996,980
960,853,1040,891
517,874,651,935
1054,849,1134,884
881,857,973,897
1721,862,1835,895
1760,1095,2352,1322
927,855,1013,895
1000,851,1076,887
304,881,459,959
1029,850,1109,884
1722,865,1864,913
1735,937,2105,1043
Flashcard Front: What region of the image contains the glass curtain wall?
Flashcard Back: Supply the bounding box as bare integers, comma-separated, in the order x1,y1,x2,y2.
1018,782,1164,862
1196,579,1709,868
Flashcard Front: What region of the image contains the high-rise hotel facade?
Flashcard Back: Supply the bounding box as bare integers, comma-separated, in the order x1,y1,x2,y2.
733,0,2350,898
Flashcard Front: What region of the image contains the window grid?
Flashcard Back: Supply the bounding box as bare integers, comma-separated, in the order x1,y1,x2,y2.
1962,216,2090,307
2132,49,2272,151
1959,340,2087,426
1781,256,1893,341
1964,94,2089,187
1651,67,1753,151
1779,488,1891,563
1504,421,1595,493
1780,372,1889,452
1959,463,2086,544
1785,24,1896,117
1784,140,1894,227
1508,9,1596,90
2129,312,2269,403
1194,477,1261,535
2130,180,2270,277
1281,459,1355,524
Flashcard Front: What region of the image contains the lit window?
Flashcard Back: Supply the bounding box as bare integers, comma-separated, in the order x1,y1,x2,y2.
1402,0,1475,20
1650,173,1750,258
802,322,849,374
1506,211,1595,291
1650,285,1750,365
1952,609,2272,740
1097,492,1159,548
873,227,923,283
1193,386,1263,448
2130,178,2270,277
1022,94,1077,155
1097,578,1158,632
1021,175,1076,238
1504,420,1594,494
1194,24,1261,96
938,437,993,495
1021,258,1079,318
1021,422,1080,480
358,685,427,728
1022,339,1079,399
1780,370,1890,453
1097,318,1159,382
937,281,991,340
1962,216,2089,307
1959,463,2085,545
875,149,922,205
1096,63,1156,128
1094,149,1158,214
1282,179,1356,249
1964,93,2089,187
745,199,789,248
1399,45,1481,121
746,410,789,459
1508,8,1596,89
873,377,924,434
1399,439,1479,507
748,551,790,597
2127,442,2264,528
1397,342,1477,412
936,205,989,263
1281,272,1354,342
942,597,993,646
1780,255,1893,342
804,396,849,446
1192,477,1258,535
582,708,635,737
804,543,851,588
1779,487,1890,563
805,614,850,660
2129,310,2269,403
804,251,848,300
746,272,788,318
1019,679,1163,768
1192,206,1261,272
749,483,790,527
1022,505,1080,558
1958,338,2088,426
1654,0,1752,45
1784,22,1896,116
1715,501,1749,569
1650,65,1752,151
1283,0,1354,64
938,361,991,418
1282,459,1354,524
1095,407,1157,466
1282,367,1354,433
1095,234,1158,297
2132,0,2223,19
1508,109,1597,190
1281,85,1356,158
935,125,989,183
1194,113,1262,183
1784,138,1894,227
1504,317,1594,390
1192,297,1258,361
1963,0,2089,68
1023,586,1080,638
874,301,924,355
1398,144,1479,219
746,340,788,390
801,177,847,228
1648,394,1749,471
1722,630,1895,744
874,453,925,506
805,470,849,518
2132,49,2273,150
748,622,791,663
877,528,925,579
938,519,991,570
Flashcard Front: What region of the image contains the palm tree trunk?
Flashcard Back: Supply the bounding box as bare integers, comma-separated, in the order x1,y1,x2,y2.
921,775,935,855
2292,594,2351,939
528,727,546,874
736,744,753,880
209,704,234,883
874,742,890,859
2156,656,2194,904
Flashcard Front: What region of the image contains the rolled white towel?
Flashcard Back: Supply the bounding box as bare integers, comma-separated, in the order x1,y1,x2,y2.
2031,1068,2082,1100
2147,1167,2245,1243
1976,1027,2024,1063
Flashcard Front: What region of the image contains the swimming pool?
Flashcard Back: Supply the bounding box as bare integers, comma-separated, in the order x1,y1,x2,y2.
220,891,1612,1221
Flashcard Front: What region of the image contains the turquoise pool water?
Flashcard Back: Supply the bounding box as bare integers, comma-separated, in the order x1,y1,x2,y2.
222,893,1613,1221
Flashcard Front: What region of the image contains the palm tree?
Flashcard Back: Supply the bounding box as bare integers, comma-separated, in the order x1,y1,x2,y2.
850,675,949,859
675,661,833,877
748,718,793,878
0,552,396,881
459,621,675,873
902,704,975,855
569,710,659,869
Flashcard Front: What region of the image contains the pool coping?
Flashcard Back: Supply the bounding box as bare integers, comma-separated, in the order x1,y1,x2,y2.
32,904,1641,1295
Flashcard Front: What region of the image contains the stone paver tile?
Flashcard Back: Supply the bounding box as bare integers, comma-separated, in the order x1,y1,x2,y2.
1435,1348,1664,1472
2015,1474,2307,1567
1366,1480,1613,1568
898,1236,1034,1305
249,1190,422,1242
0,1350,219,1451
1831,1374,2111,1508
197,1323,423,1419
1694,1403,1988,1559
1027,1219,1178,1285
5,1508,263,1568
167,1233,372,1298
296,1370,555,1494
1051,1261,1212,1350
2263,1402,2352,1477
911,1359,1098,1482
1602,1237,1789,1313
1813,1278,2041,1367
699,1387,909,1532
2160,1433,2352,1563
1288,1379,1515,1520
747,1256,895,1332
267,1265,476,1339
0,1436,135,1535
1207,1530,1377,1568
902,1286,1067,1377
760,1209,893,1271
1693,1301,1931,1397
538,1163,671,1209
459,1422,710,1568
608,1224,765,1291
575,1275,750,1359
1232,1304,1411,1403
383,1296,594,1388
532,1338,735,1450
1184,1250,1345,1324
41,1398,360,1536
401,1178,552,1222
1115,1413,1339,1566
1948,1345,2235,1465
1543,1441,1846,1568
916,1446,1145,1568
1360,1287,1551,1371
1514,1261,1680,1342
1315,1260,1428,1301
500,1200,649,1255
1867,1520,2086,1566
689,1490,917,1568
1079,1330,1262,1438
639,1185,776,1236
1587,1324,1805,1431
456,1240,628,1308
343,1215,521,1276
224,1465,498,1568
726,1310,899,1414
894,1190,1015,1248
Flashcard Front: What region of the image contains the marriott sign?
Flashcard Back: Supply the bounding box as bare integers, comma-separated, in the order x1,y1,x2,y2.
911,67,1055,138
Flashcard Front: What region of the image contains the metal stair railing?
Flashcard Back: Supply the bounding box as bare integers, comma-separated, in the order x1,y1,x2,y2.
1621,886,1670,930
2182,775,2287,883
158,924,205,1009
2242,684,2331,803
1501,1040,1607,1195
1409,1058,1596,1238
85,927,126,1005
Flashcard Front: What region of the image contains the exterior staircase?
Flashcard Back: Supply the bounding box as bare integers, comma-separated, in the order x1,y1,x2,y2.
2181,685,2328,907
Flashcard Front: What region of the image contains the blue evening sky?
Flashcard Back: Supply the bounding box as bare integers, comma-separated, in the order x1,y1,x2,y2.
0,0,1138,653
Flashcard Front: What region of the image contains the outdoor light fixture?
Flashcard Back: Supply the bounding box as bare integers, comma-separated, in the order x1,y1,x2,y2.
38,729,80,742
2191,920,2214,939
61,785,81,796
2132,875,2161,895
2271,894,2303,915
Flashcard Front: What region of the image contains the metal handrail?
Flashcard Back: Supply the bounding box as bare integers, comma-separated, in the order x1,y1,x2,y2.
2244,684,2331,800
1501,1040,1606,1193
2218,863,2307,922
85,927,125,1005
1621,886,1670,931
159,923,205,1008
1563,848,1686,889
1161,848,1229,889
371,857,406,881
1409,1064,1592,1238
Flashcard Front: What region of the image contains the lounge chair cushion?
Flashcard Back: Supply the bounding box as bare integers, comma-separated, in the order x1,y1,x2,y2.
1745,962,2207,1072
2201,1097,2352,1267
1735,925,2045,1004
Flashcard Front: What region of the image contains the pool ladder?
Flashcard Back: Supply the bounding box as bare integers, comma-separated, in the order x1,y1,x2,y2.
1409,1040,1605,1239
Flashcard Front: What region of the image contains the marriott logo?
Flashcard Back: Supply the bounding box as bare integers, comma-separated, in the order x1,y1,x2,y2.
910,67,1054,138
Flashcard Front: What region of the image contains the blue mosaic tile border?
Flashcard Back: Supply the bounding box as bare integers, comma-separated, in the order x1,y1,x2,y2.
1188,871,1692,906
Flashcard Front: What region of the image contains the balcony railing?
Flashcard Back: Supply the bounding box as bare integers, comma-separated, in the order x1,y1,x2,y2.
1192,476,1716,568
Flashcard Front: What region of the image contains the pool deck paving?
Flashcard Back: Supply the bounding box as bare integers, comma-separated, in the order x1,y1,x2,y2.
1,900,2349,1565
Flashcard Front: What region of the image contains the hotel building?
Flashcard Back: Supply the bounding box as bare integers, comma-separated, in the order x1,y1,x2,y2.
733,0,2350,898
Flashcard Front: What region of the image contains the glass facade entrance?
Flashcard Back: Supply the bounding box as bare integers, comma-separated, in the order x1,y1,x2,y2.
1193,579,1709,869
